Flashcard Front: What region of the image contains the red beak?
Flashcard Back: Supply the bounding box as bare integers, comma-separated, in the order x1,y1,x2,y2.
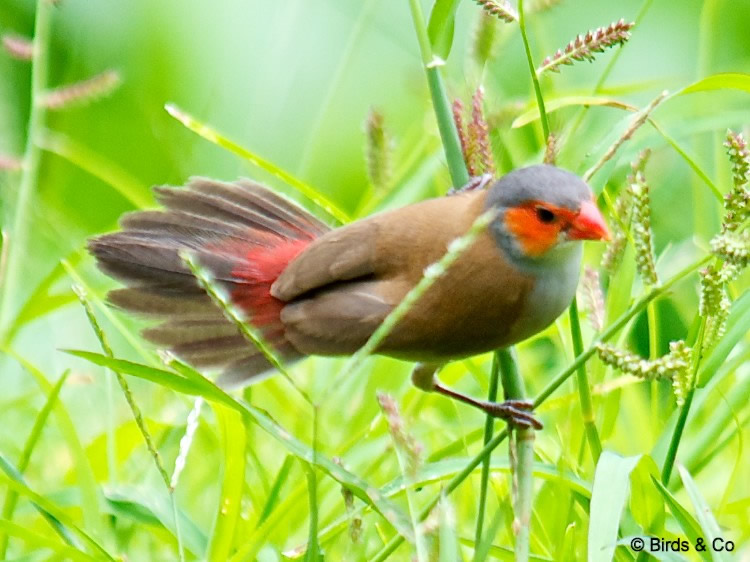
568,199,610,241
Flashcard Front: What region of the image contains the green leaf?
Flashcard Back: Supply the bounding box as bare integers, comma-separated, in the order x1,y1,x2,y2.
629,456,665,536
651,476,711,562
677,465,729,562
588,451,641,562
0,519,97,562
0,454,77,548
104,486,207,557
0,466,115,561
313,457,590,551
438,496,460,562
427,0,461,59
679,73,750,95
698,290,750,386
4,351,103,541
257,455,294,525
5,254,82,344
0,370,69,558
207,405,247,562
67,350,414,546
511,96,636,128
63,350,231,404
460,535,553,561
303,464,322,562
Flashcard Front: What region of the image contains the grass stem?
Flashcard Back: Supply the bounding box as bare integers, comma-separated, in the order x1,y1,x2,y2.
0,0,53,340
474,353,500,547
497,348,533,562
661,320,707,485
406,0,470,187
569,298,602,463
518,0,550,142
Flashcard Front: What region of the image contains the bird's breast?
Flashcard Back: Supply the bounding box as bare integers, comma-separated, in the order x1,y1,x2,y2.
506,244,583,343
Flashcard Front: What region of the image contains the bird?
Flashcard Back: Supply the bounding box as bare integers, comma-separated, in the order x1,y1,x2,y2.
88,164,609,429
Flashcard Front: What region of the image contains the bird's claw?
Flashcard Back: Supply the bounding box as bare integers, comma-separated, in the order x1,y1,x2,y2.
447,173,494,195
481,399,543,430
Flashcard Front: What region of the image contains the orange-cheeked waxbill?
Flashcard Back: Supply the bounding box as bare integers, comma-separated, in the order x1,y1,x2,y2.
89,165,610,428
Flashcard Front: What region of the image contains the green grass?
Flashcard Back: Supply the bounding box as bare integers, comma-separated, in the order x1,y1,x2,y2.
1,0,749,560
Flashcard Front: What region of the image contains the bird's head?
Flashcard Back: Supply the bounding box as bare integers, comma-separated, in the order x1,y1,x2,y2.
485,165,610,267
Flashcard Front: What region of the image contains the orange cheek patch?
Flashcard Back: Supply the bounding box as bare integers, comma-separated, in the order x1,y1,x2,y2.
504,206,563,257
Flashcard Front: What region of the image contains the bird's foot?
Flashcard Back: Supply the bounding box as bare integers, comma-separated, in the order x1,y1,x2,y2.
447,173,494,195
425,372,544,431
478,399,543,430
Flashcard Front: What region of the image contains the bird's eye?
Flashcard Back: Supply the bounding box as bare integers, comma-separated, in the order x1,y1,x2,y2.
536,207,556,223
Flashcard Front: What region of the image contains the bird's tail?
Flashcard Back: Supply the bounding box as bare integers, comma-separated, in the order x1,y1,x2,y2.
88,178,330,387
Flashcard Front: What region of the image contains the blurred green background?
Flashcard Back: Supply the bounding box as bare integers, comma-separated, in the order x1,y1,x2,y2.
1,0,749,560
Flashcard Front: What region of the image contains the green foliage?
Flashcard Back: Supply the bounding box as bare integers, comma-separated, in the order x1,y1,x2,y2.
0,0,749,560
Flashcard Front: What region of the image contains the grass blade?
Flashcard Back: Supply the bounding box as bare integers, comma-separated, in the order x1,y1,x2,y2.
651,476,711,562
66,349,414,541
257,455,294,526
0,370,69,558
3,351,103,541
588,452,641,562
438,495,460,562
511,96,636,128
0,0,53,339
475,353,500,547
0,461,114,560
0,519,97,562
677,464,729,562
104,486,207,557
303,463,322,562
406,0,470,187
164,103,349,224
207,405,247,562
428,0,462,59
679,72,750,95
64,349,230,402
0,453,77,548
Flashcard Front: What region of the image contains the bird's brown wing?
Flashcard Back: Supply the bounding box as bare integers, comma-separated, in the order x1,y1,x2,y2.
280,280,397,355
271,218,400,354
271,219,379,301
270,192,494,357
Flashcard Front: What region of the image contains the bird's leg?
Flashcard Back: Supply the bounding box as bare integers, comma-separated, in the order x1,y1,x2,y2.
447,173,494,196
411,363,543,430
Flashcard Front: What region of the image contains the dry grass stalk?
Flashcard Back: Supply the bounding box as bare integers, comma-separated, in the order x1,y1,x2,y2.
40,69,121,109
473,0,518,23
2,34,33,60
536,19,634,75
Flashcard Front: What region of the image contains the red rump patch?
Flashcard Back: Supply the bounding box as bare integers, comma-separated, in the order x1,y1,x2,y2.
221,232,311,330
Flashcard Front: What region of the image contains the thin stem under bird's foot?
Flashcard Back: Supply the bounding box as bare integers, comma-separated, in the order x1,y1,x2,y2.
448,173,494,195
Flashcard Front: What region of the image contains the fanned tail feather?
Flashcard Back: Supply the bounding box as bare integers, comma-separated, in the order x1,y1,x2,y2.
88,177,329,386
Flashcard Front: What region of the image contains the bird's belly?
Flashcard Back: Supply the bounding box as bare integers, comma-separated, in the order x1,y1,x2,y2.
379,245,581,362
